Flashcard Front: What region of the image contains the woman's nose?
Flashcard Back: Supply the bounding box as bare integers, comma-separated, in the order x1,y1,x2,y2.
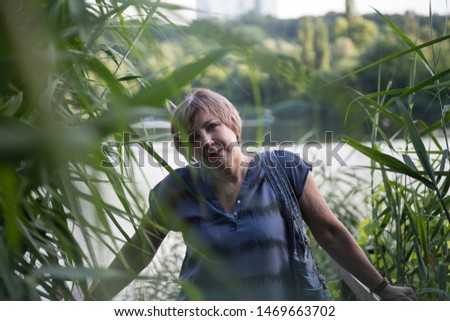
201,132,213,148
196,130,212,145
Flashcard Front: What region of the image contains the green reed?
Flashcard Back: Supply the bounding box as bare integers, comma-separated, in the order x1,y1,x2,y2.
342,10,449,300
0,0,228,300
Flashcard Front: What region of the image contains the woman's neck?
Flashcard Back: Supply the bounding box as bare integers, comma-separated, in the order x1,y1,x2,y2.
205,151,250,184
206,152,252,211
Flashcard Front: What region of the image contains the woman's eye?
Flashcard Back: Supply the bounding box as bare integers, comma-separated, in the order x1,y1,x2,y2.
189,132,199,142
188,133,201,147
208,123,218,130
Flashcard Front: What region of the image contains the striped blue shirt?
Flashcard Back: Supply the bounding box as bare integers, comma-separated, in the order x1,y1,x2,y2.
149,150,312,300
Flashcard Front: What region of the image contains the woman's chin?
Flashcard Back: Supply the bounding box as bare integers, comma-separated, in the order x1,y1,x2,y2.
202,157,225,169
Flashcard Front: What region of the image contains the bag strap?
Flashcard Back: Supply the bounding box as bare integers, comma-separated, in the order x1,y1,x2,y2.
259,150,310,256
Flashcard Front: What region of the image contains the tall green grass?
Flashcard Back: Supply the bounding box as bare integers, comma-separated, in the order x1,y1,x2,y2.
0,0,229,300
342,10,449,300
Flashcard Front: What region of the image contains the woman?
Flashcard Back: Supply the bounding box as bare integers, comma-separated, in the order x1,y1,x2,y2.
91,88,415,301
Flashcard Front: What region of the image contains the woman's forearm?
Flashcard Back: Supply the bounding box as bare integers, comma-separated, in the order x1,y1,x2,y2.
89,225,166,300
317,220,384,291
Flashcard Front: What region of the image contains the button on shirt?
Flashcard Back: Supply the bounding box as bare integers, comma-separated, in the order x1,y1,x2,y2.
150,150,312,300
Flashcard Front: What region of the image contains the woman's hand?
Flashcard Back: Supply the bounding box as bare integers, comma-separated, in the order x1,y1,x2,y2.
376,284,416,301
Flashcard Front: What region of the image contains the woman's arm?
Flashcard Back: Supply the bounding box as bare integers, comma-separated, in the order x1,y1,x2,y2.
89,209,167,300
299,173,415,300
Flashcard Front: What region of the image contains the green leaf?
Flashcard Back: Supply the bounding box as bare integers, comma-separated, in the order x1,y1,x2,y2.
419,112,450,137
413,239,428,280
118,75,143,81
402,154,418,171
395,98,436,184
391,69,450,105
85,58,127,100
178,280,204,301
436,149,449,184
129,48,230,107
380,169,396,224
34,266,129,280
437,264,448,292
439,161,450,197
0,93,23,117
336,34,450,81
343,135,435,189
373,8,430,71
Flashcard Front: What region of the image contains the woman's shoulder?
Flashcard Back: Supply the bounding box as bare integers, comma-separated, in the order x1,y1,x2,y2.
257,149,311,169
260,149,312,198
153,165,197,193
148,165,197,231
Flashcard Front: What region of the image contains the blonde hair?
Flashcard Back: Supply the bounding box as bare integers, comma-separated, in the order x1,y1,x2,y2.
171,88,242,159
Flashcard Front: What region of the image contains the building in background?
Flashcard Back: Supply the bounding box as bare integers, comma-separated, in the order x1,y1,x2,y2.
196,0,277,19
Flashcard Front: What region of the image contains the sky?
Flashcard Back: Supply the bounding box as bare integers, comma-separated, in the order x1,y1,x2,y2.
277,0,449,18
165,0,449,20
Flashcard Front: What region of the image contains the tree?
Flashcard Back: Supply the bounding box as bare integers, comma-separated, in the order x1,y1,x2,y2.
314,18,331,71
334,15,379,49
346,0,356,21
298,16,315,72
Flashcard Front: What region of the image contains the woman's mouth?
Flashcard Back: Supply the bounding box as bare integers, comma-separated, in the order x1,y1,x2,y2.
208,148,223,158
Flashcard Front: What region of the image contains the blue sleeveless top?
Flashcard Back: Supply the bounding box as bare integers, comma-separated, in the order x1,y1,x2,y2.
149,150,312,300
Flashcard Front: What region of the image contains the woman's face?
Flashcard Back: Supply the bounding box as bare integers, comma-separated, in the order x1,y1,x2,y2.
188,112,240,169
